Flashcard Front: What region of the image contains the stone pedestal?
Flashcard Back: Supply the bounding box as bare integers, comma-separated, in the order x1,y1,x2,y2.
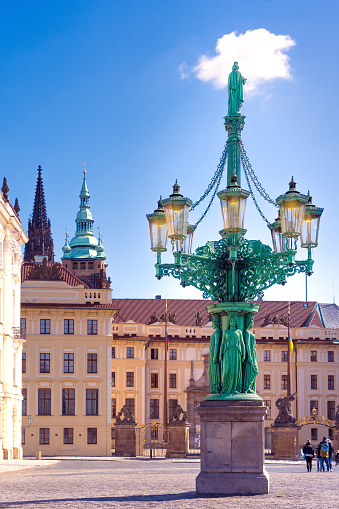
333,427,339,453
114,423,137,457
271,425,300,460
166,423,189,458
196,400,269,496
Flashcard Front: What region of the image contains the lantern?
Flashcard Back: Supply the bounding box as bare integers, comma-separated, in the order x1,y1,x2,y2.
276,177,308,240
182,223,196,254
268,213,287,253
146,197,168,252
300,192,323,248
217,173,249,235
162,180,192,253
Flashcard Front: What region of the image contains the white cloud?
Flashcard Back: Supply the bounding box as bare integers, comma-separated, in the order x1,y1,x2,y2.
187,29,296,95
178,61,190,79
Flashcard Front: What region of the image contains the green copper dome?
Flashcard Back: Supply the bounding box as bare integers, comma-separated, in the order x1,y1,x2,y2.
61,171,106,261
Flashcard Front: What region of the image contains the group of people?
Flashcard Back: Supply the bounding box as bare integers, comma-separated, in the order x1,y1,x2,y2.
302,437,336,472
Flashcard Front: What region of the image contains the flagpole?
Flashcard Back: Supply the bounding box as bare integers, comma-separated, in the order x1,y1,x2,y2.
163,298,168,427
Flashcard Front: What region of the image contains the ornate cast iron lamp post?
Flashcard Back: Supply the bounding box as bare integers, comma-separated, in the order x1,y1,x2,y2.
147,62,323,495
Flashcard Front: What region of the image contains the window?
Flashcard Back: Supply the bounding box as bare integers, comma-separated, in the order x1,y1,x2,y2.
329,428,334,440
281,351,288,362
310,400,318,413
125,398,135,416
40,319,50,334
111,427,115,440
86,389,98,415
127,347,134,359
111,398,116,418
126,372,134,387
264,400,271,420
80,262,86,269
38,388,51,415
22,388,27,415
62,388,75,415
281,375,288,390
311,428,318,441
87,320,97,335
21,427,25,445
169,349,177,360
20,317,26,331
151,373,158,388
169,399,178,419
39,428,50,445
112,347,115,359
311,375,318,390
64,319,74,335
151,348,158,360
264,375,271,389
87,428,97,444
88,262,94,270
73,262,78,269
111,372,116,387
328,375,335,390
40,353,50,373
328,351,334,362
169,373,177,389
328,401,335,420
22,352,26,373
263,351,271,362
64,353,74,373
310,351,317,362
150,399,159,419
87,353,97,373
63,428,73,444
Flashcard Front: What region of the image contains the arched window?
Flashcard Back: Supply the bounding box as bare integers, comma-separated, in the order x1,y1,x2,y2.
80,262,86,270
73,262,78,269
88,262,94,270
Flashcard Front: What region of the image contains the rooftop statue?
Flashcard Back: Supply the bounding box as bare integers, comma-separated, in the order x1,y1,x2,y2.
228,62,246,116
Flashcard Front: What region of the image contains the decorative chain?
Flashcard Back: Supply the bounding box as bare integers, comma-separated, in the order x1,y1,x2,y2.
190,141,228,213
239,141,278,208
240,148,271,225
194,167,224,227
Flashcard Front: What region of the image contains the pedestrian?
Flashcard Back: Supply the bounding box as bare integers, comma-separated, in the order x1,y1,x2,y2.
318,436,330,472
302,439,315,472
335,450,339,466
316,441,321,471
328,439,334,471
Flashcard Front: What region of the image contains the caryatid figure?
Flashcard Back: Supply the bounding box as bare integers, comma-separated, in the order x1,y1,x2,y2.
208,315,222,393
228,62,246,116
219,315,245,394
243,315,259,393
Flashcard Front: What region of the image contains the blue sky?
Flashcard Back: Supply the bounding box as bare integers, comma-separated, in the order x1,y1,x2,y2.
1,0,338,303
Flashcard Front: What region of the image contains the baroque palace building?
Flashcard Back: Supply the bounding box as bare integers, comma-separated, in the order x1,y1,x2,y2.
20,169,339,456
0,177,28,459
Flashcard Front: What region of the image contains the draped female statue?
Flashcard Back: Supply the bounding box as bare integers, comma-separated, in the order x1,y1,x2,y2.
228,62,246,116
219,316,245,394
242,315,259,393
208,315,222,393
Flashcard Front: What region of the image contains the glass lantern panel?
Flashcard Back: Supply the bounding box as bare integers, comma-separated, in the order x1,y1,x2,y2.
270,228,287,253
301,216,320,247
183,229,194,254
149,217,167,251
164,203,189,239
220,195,247,231
280,200,306,237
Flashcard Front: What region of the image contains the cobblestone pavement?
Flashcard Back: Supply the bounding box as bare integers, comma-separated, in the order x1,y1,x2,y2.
0,459,57,475
0,458,338,509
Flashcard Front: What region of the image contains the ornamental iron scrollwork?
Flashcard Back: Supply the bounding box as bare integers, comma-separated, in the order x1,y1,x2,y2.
295,408,334,428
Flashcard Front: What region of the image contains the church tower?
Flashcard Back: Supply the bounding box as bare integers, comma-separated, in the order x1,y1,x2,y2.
61,171,110,289
24,166,54,263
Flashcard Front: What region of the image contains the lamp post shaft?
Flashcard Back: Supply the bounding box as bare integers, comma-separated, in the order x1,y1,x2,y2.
163,315,168,427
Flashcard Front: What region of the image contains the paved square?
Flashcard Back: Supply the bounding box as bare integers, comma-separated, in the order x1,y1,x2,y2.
0,459,337,508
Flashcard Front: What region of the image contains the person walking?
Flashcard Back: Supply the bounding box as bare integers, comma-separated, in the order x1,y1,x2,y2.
302,440,315,472
318,436,330,472
328,439,334,471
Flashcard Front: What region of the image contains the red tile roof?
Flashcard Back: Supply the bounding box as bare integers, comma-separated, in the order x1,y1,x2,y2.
21,262,90,289
111,298,324,328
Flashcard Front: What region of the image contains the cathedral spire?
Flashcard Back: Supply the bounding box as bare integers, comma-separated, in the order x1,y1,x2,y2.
24,166,54,263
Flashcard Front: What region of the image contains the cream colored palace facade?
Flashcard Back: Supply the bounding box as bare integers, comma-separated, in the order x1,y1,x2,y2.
21,287,339,456
0,187,28,459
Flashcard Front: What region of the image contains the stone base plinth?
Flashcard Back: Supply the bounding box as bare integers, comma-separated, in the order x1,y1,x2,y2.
271,426,300,460
114,423,136,457
196,400,269,496
166,424,189,458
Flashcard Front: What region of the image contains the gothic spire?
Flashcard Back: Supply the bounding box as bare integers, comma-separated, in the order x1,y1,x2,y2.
24,166,54,263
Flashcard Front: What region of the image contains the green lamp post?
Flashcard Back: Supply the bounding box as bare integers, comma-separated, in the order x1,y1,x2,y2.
146,62,323,402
